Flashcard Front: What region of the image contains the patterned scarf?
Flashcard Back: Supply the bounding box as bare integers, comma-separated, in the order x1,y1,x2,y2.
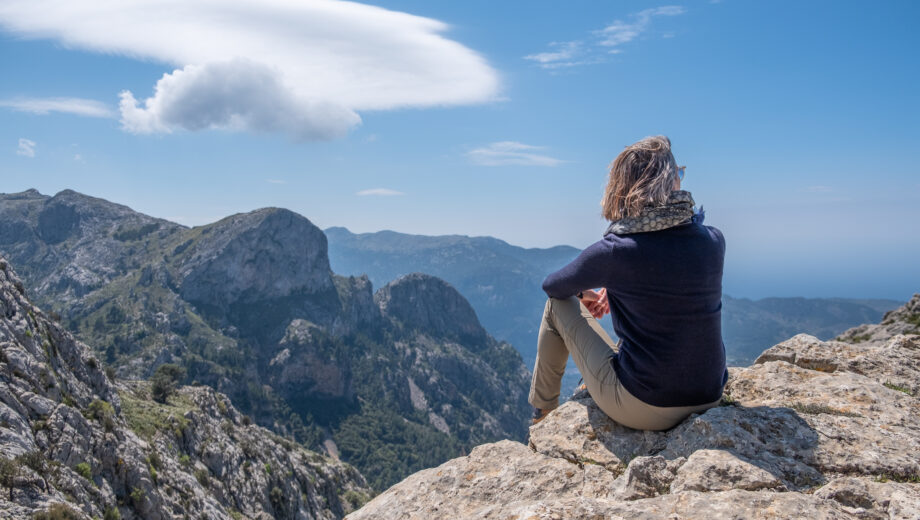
605,190,697,235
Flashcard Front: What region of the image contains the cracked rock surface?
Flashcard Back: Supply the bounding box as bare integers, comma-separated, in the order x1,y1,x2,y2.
349,295,920,520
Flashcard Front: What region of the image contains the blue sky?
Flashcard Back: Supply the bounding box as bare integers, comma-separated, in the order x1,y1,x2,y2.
1,0,918,301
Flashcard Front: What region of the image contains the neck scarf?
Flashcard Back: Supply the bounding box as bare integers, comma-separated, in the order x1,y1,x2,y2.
605,190,697,235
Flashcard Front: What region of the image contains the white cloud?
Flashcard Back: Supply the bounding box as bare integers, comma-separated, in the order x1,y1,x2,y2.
525,41,579,66
73,153,83,161
0,0,500,140
597,6,685,49
525,5,685,69
356,188,405,196
266,179,287,184
0,97,115,118
118,59,361,139
467,141,563,167
16,138,35,157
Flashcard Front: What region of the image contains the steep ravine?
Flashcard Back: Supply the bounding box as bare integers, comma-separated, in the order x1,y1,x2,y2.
349,294,920,519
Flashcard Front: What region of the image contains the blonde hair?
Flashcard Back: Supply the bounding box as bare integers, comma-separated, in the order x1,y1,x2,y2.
601,135,680,221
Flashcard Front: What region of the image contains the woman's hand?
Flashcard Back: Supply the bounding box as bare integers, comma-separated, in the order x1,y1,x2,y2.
579,288,609,319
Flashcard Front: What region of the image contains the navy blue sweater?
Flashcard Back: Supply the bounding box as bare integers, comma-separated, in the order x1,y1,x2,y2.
542,213,727,407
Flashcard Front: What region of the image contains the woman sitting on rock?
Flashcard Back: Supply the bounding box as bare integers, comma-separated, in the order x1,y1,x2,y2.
530,135,727,430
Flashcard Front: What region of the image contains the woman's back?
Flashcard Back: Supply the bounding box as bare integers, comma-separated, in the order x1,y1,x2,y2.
603,216,726,407
542,213,726,408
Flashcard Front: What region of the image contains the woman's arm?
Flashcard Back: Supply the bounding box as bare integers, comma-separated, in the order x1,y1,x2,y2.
541,240,612,299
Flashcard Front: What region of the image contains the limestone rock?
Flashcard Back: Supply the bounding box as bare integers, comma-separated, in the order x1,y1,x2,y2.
836,293,920,345
175,208,335,309
351,297,920,519
670,449,785,493
375,273,487,345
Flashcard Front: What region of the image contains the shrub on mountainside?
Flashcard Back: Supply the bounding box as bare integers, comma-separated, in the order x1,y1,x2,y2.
32,503,83,520
151,363,186,403
0,456,18,500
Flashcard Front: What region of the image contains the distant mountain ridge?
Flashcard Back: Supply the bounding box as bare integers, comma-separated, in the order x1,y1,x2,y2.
326,227,903,368
324,226,581,364
0,189,531,491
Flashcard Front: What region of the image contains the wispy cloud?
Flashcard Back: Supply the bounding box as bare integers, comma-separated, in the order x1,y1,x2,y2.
16,138,36,157
467,141,563,167
0,97,115,118
525,5,685,70
802,185,833,193
266,179,286,184
356,188,405,196
597,6,685,49
0,0,500,141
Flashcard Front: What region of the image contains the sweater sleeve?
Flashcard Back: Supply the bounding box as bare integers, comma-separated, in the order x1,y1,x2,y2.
541,240,612,299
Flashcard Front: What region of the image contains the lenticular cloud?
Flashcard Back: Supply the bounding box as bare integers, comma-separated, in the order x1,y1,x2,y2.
0,0,500,140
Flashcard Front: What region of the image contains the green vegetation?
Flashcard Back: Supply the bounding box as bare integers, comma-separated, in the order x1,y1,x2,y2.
0,456,18,500
74,462,91,480
883,381,915,396
790,402,861,418
119,388,193,441
269,486,285,512
129,486,145,508
342,489,370,510
194,468,210,487
86,399,116,432
151,363,186,403
720,393,737,407
849,334,871,343
32,503,83,520
874,473,920,483
104,507,121,520
905,313,920,333
16,451,45,473
334,406,463,492
113,223,159,242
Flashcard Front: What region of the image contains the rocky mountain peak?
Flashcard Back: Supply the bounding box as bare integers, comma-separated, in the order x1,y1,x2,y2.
374,273,487,344
176,207,334,309
1,189,45,201
350,297,920,519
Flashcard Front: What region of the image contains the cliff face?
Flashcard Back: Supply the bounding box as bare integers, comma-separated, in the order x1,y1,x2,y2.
0,256,371,519
349,295,920,519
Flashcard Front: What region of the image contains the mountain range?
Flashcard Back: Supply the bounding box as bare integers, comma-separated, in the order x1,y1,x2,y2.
0,189,531,492
325,227,903,367
0,187,904,492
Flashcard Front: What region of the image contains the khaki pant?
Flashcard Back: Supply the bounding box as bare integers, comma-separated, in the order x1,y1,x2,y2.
528,297,720,431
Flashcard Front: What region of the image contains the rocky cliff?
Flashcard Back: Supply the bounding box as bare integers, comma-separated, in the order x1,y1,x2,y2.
0,256,371,519
349,294,920,519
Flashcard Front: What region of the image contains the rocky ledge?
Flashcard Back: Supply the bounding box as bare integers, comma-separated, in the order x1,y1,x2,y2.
350,296,920,519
